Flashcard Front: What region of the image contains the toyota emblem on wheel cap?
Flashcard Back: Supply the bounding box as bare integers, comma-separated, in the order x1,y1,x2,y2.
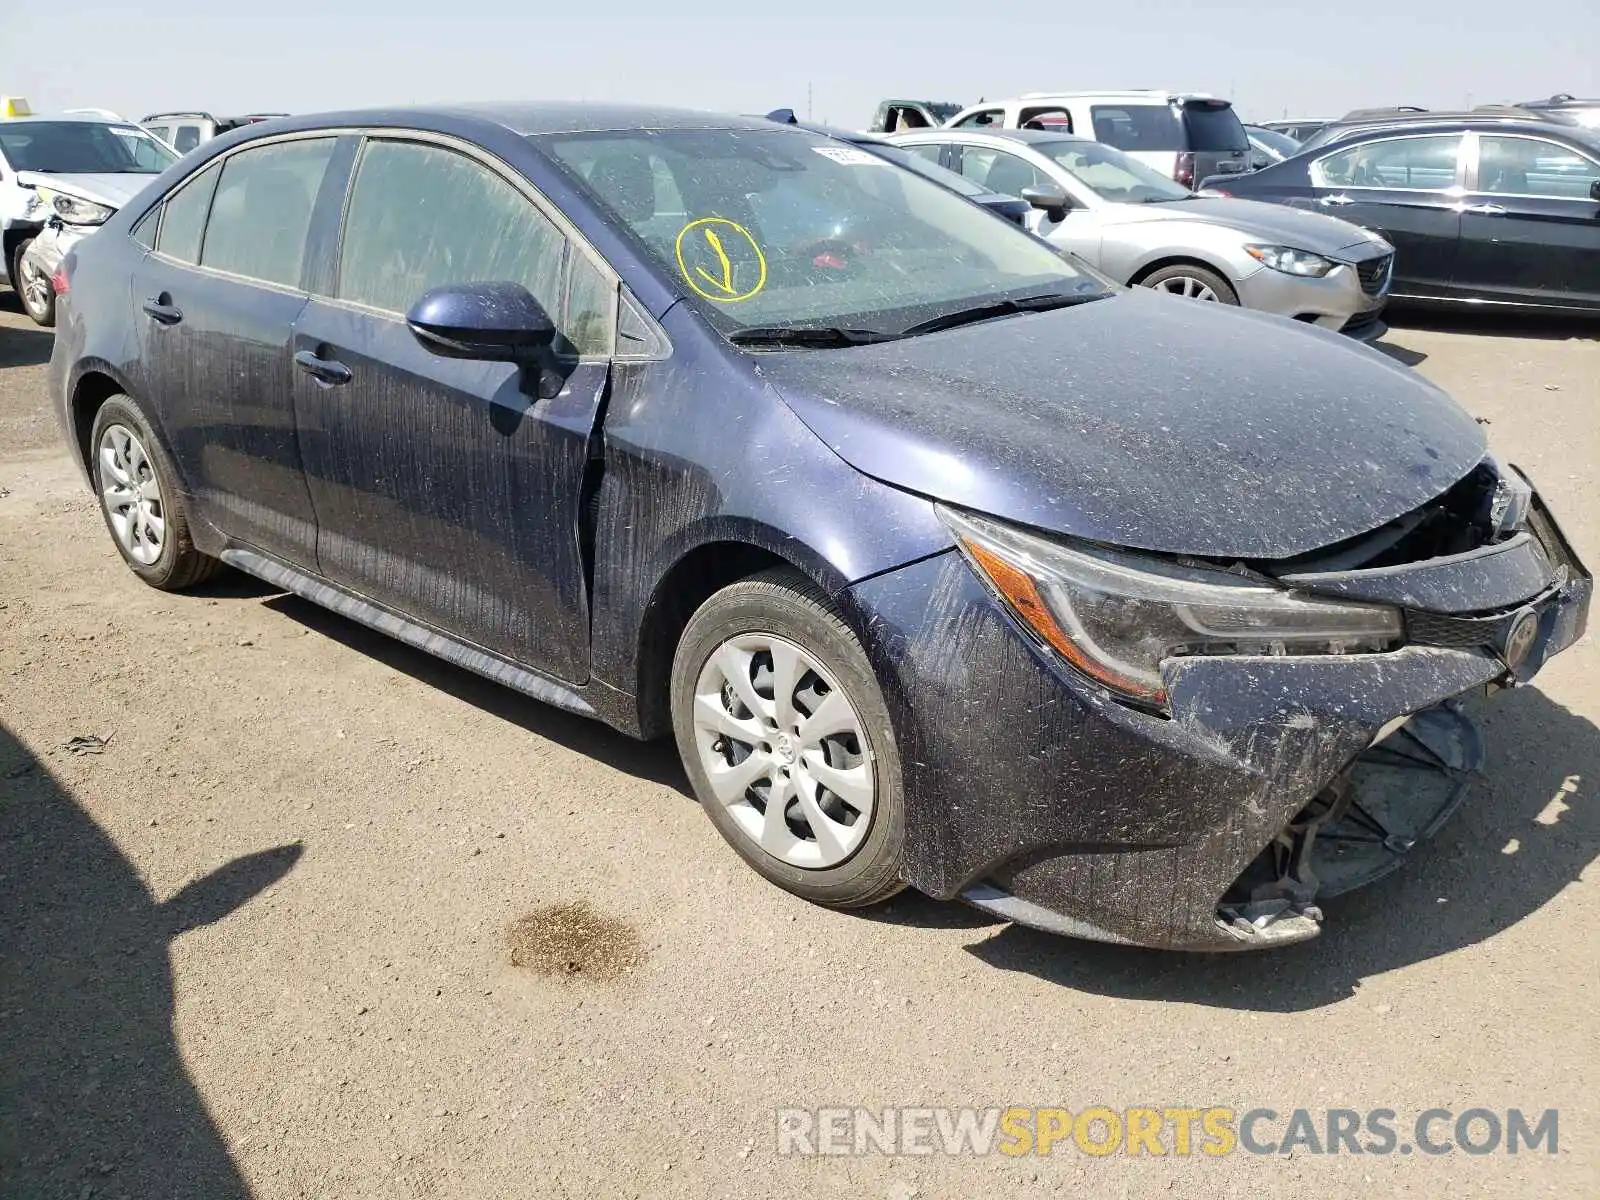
1503,608,1540,670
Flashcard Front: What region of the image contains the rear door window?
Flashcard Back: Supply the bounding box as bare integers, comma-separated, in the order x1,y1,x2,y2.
1312,134,1464,191
200,138,336,287
155,163,221,263
1019,105,1073,132
1477,136,1600,199
174,125,203,154
1090,105,1183,151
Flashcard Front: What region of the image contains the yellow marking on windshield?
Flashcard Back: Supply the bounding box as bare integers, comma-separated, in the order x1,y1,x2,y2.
675,217,767,302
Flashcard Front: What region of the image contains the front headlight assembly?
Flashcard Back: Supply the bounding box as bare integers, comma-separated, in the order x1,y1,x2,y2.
48,191,117,226
1243,244,1337,278
940,507,1403,710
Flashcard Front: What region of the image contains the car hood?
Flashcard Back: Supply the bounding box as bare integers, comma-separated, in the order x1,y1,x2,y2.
1096,196,1387,258
15,171,147,211
759,290,1486,560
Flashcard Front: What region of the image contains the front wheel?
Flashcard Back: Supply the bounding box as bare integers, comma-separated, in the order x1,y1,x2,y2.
671,568,906,908
13,239,55,327
1139,262,1239,305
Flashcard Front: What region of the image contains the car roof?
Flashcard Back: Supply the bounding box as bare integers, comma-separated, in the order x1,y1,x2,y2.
1520,93,1600,109
1309,116,1600,153
0,112,134,125
898,127,1088,148
245,102,784,138
1015,90,1222,103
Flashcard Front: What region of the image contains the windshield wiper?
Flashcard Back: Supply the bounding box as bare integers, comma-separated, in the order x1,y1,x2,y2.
897,291,1107,338
727,325,898,349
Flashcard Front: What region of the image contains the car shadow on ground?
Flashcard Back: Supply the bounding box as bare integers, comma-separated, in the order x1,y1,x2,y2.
1371,337,1427,367
0,723,301,1198
960,685,1599,1010
1387,305,1599,342
254,591,693,797
0,300,55,370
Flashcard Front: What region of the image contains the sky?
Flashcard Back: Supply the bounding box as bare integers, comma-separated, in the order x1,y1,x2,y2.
3,0,1596,129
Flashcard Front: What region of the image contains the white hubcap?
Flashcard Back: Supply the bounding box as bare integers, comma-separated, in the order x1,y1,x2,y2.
692,634,874,870
97,424,165,565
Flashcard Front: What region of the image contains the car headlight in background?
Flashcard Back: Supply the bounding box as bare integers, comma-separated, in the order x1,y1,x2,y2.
1243,244,1337,278
48,191,116,226
940,507,1402,709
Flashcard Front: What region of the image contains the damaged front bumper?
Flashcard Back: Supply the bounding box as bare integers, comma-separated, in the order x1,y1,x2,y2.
21,221,89,285
844,486,1590,951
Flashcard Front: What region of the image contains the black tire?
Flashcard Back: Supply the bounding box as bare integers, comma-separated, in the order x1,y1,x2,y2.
671,567,906,908
13,239,55,327
1138,262,1240,306
88,394,222,590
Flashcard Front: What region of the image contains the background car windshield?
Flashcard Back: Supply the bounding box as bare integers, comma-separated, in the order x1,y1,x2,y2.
1039,140,1192,202
1248,126,1303,159
544,128,1102,335
0,121,178,173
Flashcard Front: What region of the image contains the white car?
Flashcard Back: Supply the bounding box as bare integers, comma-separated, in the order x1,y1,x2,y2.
942,91,1253,189
0,112,177,324
889,127,1394,338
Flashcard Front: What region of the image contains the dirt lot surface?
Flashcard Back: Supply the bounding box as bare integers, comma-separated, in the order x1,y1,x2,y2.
2,291,1596,1198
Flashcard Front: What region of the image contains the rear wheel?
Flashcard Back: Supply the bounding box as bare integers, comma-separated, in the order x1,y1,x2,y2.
89,394,222,590
13,239,55,327
671,568,905,908
1140,262,1239,305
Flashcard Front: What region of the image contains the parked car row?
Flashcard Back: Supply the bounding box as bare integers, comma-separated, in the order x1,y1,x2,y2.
43,102,1591,951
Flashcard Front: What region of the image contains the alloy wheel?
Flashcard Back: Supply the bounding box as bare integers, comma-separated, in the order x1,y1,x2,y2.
1152,275,1220,301
691,634,874,869
18,255,53,321
97,424,165,565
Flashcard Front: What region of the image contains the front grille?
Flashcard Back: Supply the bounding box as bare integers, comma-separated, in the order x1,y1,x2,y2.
1357,253,1393,297
1407,609,1516,650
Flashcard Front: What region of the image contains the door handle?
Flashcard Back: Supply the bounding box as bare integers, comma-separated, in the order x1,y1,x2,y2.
142,296,182,325
1318,194,1354,207
1463,202,1507,215
293,349,352,387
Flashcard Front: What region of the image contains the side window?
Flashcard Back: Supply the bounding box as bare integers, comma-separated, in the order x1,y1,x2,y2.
201,138,335,287
338,140,609,354
959,147,1042,196
1312,135,1462,191
1019,105,1072,132
564,252,615,356
901,143,946,165
1478,136,1600,199
145,124,171,145
155,163,221,263
174,125,202,154
953,107,1005,129
131,205,161,250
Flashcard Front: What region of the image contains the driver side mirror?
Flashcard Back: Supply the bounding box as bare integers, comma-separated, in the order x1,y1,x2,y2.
1020,184,1072,221
406,282,556,363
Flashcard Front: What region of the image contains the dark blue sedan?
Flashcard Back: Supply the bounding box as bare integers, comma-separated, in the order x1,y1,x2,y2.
50,105,1590,949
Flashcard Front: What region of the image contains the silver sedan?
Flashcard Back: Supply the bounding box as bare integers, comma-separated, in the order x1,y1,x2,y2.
887,127,1395,338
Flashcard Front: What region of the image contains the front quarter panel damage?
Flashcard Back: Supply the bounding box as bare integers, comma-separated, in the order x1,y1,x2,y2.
843,554,1508,950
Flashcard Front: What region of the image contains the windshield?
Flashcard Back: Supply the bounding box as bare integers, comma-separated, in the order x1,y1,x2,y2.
543,128,1106,337
1247,126,1303,159
1037,139,1192,202
0,120,178,174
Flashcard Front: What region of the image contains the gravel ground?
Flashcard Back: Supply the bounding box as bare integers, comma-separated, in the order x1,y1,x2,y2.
2,291,1596,1199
